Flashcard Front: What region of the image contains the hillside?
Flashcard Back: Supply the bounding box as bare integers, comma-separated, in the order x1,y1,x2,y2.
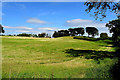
2,36,117,78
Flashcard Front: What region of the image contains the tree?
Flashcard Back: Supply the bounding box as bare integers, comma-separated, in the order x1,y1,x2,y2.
53,31,59,38
17,33,32,37
106,19,120,46
0,24,5,33
84,1,120,44
86,27,99,38
85,1,120,79
38,33,46,37
100,33,108,38
68,28,76,36
32,34,38,37
58,30,70,37
84,1,119,21
75,27,85,36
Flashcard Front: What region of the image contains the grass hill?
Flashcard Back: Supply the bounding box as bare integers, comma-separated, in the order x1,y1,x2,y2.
2,36,117,78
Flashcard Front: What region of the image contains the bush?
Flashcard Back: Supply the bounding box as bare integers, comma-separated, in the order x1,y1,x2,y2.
74,36,112,41
100,33,108,38
73,36,98,41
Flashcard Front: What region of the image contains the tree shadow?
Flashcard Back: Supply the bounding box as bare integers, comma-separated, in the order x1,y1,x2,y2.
109,49,120,80
64,49,116,61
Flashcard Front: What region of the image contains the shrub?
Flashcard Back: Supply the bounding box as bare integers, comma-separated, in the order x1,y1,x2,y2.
73,36,98,41
100,33,108,38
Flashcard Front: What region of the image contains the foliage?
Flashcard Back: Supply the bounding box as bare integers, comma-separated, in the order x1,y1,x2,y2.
106,19,120,47
86,27,99,38
38,33,46,37
68,28,76,36
17,33,32,37
53,31,60,38
73,36,112,41
84,2,119,21
100,33,108,38
74,27,85,36
0,24,5,33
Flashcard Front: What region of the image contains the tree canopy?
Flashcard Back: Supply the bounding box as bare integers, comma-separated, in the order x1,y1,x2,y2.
86,27,99,38
84,1,119,21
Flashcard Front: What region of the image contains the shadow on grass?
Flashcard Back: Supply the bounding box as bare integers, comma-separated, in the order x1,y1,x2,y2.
64,49,116,61
109,49,120,80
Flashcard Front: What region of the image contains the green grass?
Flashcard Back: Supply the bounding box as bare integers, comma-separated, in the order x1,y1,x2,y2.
2,36,117,78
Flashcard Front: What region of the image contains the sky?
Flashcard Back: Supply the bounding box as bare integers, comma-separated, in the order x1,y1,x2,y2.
1,2,119,37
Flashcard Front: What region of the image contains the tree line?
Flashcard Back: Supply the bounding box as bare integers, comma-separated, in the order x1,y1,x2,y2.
1,25,109,39
53,27,99,38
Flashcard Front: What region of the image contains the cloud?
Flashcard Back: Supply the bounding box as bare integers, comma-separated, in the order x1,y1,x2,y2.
38,27,60,31
66,19,106,28
16,30,30,33
26,18,47,25
3,26,33,30
67,19,92,23
37,27,62,35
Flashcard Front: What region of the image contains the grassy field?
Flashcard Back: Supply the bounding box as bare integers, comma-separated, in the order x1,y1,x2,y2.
2,36,118,78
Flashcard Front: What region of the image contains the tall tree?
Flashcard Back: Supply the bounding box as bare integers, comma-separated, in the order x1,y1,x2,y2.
58,30,70,37
106,19,120,46
75,27,85,36
86,27,99,38
68,28,76,36
53,31,59,38
85,1,120,79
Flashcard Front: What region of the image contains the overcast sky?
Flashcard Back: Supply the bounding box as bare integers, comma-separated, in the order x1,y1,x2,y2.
2,2,118,37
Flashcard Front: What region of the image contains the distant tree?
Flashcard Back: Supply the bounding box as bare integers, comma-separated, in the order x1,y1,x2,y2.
17,33,32,37
58,30,70,37
45,34,51,38
38,33,46,37
0,24,5,33
75,27,85,36
100,33,108,38
32,34,38,37
86,27,99,38
53,31,59,38
68,28,76,36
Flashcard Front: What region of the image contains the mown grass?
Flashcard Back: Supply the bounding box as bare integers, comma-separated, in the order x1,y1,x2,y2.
2,36,117,78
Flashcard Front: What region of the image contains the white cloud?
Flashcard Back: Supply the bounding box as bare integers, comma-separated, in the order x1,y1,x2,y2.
16,30,30,33
66,19,106,28
3,26,33,30
67,19,92,23
38,27,59,31
37,27,62,35
26,18,47,25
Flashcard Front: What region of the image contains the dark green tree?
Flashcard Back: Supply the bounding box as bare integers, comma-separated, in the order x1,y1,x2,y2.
106,19,120,46
58,30,70,37
84,1,119,21
100,33,108,38
75,27,85,36
0,24,5,33
53,31,59,38
86,27,99,38
68,28,76,36
38,33,46,37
